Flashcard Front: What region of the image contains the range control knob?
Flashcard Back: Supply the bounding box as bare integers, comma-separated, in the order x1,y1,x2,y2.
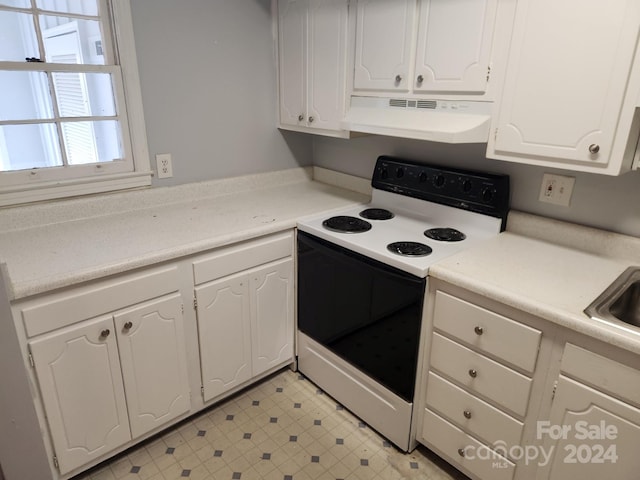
396,167,404,178
482,187,495,202
380,168,389,180
419,172,428,183
433,174,446,188
461,179,473,193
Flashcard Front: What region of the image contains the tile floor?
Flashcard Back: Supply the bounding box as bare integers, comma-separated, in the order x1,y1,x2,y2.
74,370,468,480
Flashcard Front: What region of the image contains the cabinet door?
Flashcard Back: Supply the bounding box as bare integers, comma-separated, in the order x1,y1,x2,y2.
307,0,349,131
250,258,294,376
540,376,640,479
278,0,307,127
353,0,416,92
492,0,640,165
413,0,497,93
29,316,131,475
114,294,190,438
196,273,252,402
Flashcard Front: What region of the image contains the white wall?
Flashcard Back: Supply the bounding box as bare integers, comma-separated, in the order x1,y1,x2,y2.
312,135,640,238
129,0,312,186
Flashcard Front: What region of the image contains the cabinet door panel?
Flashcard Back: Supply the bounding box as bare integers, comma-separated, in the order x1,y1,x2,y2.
250,258,294,376
541,376,640,479
196,273,252,402
493,0,640,164
115,294,190,438
278,0,307,127
307,0,348,130
29,316,131,474
354,0,416,92
414,0,497,93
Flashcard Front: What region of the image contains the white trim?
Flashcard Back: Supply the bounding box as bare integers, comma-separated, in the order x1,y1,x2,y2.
0,171,152,206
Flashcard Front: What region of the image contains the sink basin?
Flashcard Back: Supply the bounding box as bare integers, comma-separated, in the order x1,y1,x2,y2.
585,267,640,330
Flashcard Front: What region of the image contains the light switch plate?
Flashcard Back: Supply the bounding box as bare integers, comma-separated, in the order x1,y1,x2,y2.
539,173,575,206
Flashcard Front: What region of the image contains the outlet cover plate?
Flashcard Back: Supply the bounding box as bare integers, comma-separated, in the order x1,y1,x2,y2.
156,153,173,179
539,173,575,207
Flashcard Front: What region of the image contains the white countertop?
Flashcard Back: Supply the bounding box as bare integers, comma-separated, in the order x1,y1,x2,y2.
429,211,640,354
0,167,370,300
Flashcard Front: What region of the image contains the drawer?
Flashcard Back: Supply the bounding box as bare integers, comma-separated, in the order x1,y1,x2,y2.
192,231,293,284
430,333,532,417
561,343,640,407
421,408,516,480
426,372,524,449
433,291,541,374
21,266,180,337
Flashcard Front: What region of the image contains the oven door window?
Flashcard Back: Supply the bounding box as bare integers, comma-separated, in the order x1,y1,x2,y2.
297,232,425,402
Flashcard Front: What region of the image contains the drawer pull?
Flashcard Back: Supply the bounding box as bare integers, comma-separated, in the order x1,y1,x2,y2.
100,329,110,339
123,321,133,331
463,410,472,419
458,448,466,457
474,326,484,335
468,369,478,378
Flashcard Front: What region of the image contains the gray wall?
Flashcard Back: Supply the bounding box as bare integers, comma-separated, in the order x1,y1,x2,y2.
312,135,640,238
130,0,312,186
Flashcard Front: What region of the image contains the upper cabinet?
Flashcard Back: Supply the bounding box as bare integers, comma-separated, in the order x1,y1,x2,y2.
277,0,350,136
487,0,640,174
353,0,500,96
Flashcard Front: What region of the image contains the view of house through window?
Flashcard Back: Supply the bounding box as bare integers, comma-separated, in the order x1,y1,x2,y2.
0,0,146,204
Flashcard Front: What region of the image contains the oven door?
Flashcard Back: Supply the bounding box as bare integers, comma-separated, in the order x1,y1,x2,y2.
297,231,426,402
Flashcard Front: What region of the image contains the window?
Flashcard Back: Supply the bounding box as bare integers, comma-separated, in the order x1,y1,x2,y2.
0,0,151,206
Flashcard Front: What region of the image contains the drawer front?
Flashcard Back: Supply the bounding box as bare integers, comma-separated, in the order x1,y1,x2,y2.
434,291,541,374
421,408,516,480
426,372,524,449
561,343,640,407
192,231,293,284
21,266,180,337
430,333,532,417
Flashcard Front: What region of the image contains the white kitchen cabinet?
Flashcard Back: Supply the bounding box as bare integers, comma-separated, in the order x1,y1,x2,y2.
29,293,191,475
488,0,640,174
113,294,191,439
195,273,253,402
537,344,640,479
193,232,295,403
353,0,498,95
250,258,295,375
29,316,131,475
278,0,350,135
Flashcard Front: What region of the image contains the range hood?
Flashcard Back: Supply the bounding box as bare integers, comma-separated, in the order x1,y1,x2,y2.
341,96,492,144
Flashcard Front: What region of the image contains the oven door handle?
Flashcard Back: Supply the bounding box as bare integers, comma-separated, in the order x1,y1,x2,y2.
298,231,425,286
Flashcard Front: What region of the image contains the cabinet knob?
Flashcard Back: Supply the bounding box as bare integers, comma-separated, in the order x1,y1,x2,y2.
417,74,424,84
468,369,478,378
100,329,110,338
589,144,600,154
123,321,133,331
458,448,466,457
474,326,484,335
395,74,402,83
308,116,314,123
298,114,304,122
463,410,472,419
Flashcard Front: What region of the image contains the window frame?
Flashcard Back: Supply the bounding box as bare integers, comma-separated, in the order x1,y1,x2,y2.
0,0,151,207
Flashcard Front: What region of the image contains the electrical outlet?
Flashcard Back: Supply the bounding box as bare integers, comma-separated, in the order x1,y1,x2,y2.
156,153,173,179
539,173,575,206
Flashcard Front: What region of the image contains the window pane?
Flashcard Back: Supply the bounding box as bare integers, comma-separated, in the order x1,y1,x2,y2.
41,16,105,65
62,120,122,165
0,71,54,120
52,72,116,117
0,10,39,61
0,123,62,171
36,0,99,16
0,1,31,7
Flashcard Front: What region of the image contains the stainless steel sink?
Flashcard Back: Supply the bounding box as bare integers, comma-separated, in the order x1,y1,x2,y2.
584,267,640,330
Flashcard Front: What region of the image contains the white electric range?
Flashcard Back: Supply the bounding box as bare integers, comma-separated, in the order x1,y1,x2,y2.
296,156,510,451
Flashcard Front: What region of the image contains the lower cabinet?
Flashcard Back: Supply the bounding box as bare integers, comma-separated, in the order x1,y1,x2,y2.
196,258,294,402
29,293,190,475
417,281,640,480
